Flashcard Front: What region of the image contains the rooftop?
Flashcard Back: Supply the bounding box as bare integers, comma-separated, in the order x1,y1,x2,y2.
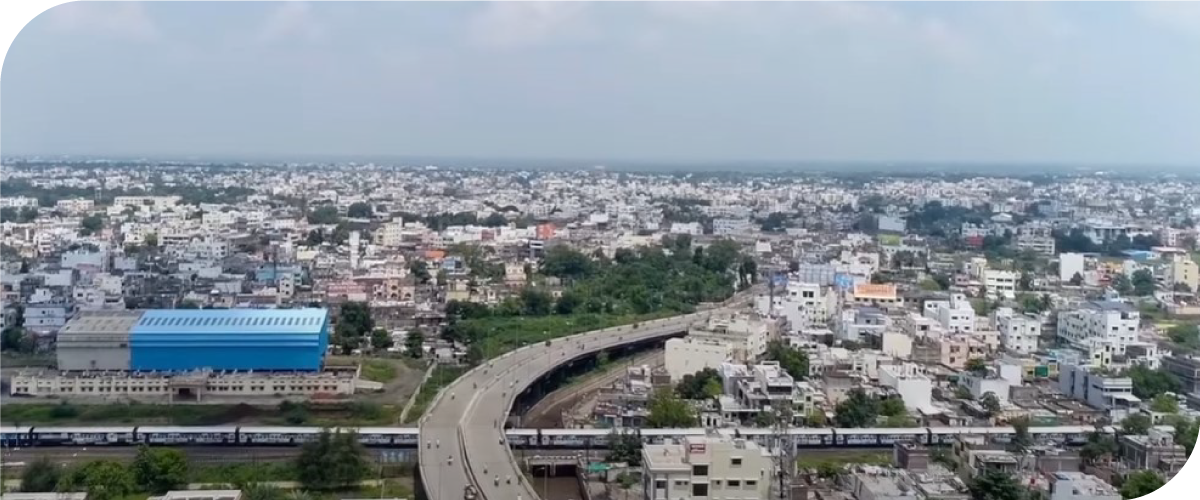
133,308,328,334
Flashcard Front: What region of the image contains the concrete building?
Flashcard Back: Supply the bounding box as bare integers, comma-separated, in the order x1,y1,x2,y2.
923,294,976,333
1060,253,1086,283
56,309,330,373
850,283,904,310
1048,472,1120,500
984,270,1018,300
757,281,837,331
1161,354,1200,395
1119,427,1189,477
150,490,241,500
9,368,359,399
665,337,732,381
879,363,933,412
1016,224,1057,256
1168,257,1199,292
1058,363,1140,414
996,311,1040,355
1056,301,1139,356
836,307,889,344
641,435,773,500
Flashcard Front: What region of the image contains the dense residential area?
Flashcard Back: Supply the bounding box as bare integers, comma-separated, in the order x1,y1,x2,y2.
1,159,1199,500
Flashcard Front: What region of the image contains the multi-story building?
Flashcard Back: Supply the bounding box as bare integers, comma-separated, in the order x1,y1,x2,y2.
849,283,904,310
879,363,933,412
1161,354,1200,395
996,310,1040,354
1048,472,1120,500
665,337,732,381
1016,223,1057,256
1168,257,1199,292
1057,301,1139,356
836,307,889,344
923,294,976,333
641,436,773,500
757,281,837,331
1058,363,1139,415
1059,253,1087,283
984,270,1018,300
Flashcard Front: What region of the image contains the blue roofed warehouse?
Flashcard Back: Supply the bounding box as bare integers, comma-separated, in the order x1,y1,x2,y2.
128,309,330,372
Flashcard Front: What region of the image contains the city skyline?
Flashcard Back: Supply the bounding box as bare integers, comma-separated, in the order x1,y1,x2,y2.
3,1,1200,167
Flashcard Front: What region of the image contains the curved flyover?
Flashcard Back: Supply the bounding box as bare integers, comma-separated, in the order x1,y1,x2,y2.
420,289,759,500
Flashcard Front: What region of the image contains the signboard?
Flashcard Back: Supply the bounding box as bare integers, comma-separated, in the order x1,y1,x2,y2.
688,443,707,454
834,272,854,291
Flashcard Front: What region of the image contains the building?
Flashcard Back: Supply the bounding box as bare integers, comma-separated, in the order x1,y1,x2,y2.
923,294,976,333
56,309,330,372
996,311,1040,355
758,281,837,331
1056,301,1139,356
879,363,933,412
1168,257,1199,292
1048,472,1120,500
1058,363,1139,414
1161,354,1200,395
1060,253,1086,283
1119,427,1189,477
665,337,732,381
1016,224,1056,256
984,270,1018,300
2,495,88,500
641,435,773,500
8,368,358,399
850,283,904,310
150,490,241,500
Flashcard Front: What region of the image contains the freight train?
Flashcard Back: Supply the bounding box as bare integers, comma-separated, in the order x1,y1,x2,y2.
0,425,1109,450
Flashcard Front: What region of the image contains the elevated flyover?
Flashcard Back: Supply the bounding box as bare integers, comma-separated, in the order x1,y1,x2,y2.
419,289,759,500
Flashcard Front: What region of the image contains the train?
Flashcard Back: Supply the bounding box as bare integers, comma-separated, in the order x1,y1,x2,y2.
0,425,1111,451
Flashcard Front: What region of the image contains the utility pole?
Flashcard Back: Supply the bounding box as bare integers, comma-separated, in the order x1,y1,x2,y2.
771,405,794,500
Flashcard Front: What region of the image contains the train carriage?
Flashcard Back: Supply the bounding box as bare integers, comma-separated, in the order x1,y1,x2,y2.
137,426,238,445
1,426,33,448
30,426,135,446
237,426,322,445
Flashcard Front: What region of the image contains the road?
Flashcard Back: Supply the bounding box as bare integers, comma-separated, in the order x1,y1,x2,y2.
523,349,664,428
419,287,760,500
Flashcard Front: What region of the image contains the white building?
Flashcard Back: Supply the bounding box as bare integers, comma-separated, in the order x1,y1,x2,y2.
665,337,731,381
1015,223,1056,256
984,270,1018,300
1060,253,1086,283
879,363,933,412
641,436,774,500
1058,363,1139,415
712,218,753,236
923,294,976,333
1048,472,1120,500
1056,301,1139,356
758,281,837,331
996,311,1040,354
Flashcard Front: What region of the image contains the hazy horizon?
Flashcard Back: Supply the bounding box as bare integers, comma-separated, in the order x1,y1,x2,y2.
4,2,1200,167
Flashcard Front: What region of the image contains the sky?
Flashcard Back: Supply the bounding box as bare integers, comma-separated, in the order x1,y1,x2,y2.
3,1,1200,167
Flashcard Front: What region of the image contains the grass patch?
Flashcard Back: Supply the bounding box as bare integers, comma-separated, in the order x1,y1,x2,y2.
360,359,399,383
403,366,467,424
0,402,259,425
465,312,671,358
342,478,415,499
189,462,298,485
796,451,893,471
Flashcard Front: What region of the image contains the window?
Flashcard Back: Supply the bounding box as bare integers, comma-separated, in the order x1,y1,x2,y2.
692,483,709,497
746,480,758,488
654,480,666,490
728,480,741,487
731,457,743,466
693,465,708,476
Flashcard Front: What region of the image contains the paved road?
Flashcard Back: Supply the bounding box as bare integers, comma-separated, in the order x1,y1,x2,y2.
523,349,664,428
419,288,760,500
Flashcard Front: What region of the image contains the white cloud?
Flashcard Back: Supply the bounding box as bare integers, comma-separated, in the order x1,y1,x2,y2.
256,2,327,45
466,2,595,50
1137,2,1200,38
46,2,159,41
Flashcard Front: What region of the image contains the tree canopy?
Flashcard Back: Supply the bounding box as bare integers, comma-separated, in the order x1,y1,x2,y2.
346,202,372,219
131,445,188,494
1128,365,1181,399
294,429,370,490
19,457,62,492
646,391,698,428
967,469,1024,500
676,368,723,400
765,341,809,381
1121,414,1152,435
834,389,880,428
1119,471,1164,500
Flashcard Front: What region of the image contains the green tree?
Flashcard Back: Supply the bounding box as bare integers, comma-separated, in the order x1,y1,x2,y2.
1112,274,1134,295
1150,394,1180,414
1119,471,1164,499
1080,432,1118,465
1,326,27,352
59,461,135,500
370,328,394,350
0,207,16,223
306,206,340,224
408,260,431,284
967,469,1024,500
131,445,189,493
1121,414,1152,435
981,392,1002,416
675,368,722,400
20,457,62,492
954,385,973,400
346,202,373,219
339,302,374,337
144,233,159,248
482,212,508,227
607,430,643,466
540,246,595,279
295,430,370,490
1069,272,1084,286
834,389,879,428
646,391,698,428
765,341,809,380
404,330,424,358
79,214,104,235
242,483,287,500
1128,365,1181,399
554,291,581,315
1131,269,1156,296
965,358,988,375
519,289,553,316
1008,417,1033,454
1166,324,1200,350
879,396,906,418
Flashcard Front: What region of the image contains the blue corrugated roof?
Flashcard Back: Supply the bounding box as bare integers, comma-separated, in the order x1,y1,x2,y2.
132,308,328,334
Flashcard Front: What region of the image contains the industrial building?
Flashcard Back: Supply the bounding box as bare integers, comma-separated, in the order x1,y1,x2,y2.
57,308,330,372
